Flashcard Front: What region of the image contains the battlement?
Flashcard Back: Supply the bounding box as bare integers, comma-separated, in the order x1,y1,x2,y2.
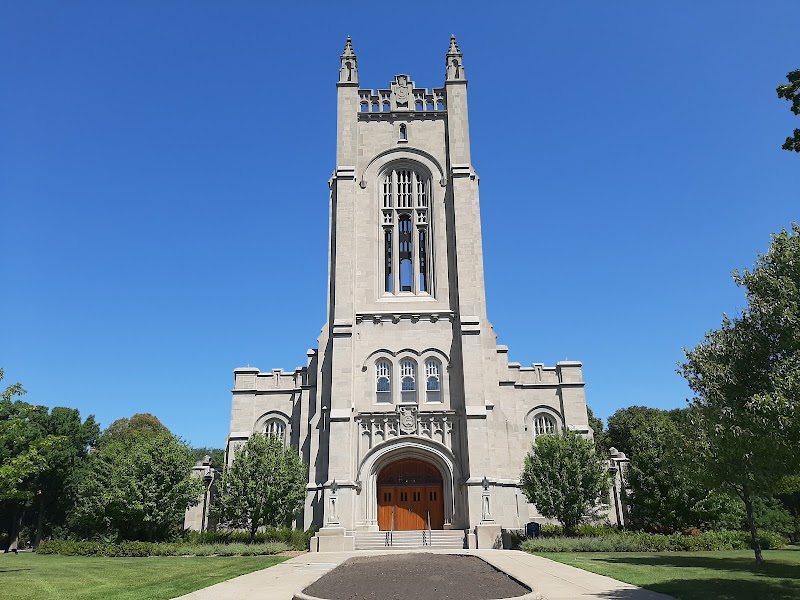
232,366,309,392
358,75,446,115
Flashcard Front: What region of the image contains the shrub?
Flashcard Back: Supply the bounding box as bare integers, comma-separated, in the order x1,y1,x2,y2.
520,530,785,553
182,526,316,550
35,540,289,557
539,523,618,538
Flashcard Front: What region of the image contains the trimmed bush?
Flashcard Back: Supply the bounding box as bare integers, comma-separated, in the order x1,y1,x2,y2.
183,527,316,551
539,524,619,538
35,540,289,557
520,530,786,553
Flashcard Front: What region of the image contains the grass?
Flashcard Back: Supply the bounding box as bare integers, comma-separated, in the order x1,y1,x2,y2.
0,552,288,600
536,548,800,600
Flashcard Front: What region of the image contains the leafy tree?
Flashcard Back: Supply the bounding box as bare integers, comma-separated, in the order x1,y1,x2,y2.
520,430,610,535
627,410,740,532
586,406,608,455
99,413,169,445
680,224,800,563
777,69,800,152
213,434,307,542
25,407,99,545
605,406,663,456
72,430,201,541
774,476,800,541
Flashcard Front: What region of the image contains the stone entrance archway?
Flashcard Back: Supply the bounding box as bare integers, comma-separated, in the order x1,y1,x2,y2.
377,458,444,530
356,436,459,531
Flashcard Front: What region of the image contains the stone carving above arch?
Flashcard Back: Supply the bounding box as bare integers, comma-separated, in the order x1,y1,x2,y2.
360,148,446,190
360,347,451,372
253,409,290,433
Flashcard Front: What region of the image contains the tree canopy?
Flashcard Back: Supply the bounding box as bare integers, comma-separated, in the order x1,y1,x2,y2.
1,370,98,550
71,429,201,541
680,224,800,562
520,430,609,535
777,69,800,152
213,434,306,541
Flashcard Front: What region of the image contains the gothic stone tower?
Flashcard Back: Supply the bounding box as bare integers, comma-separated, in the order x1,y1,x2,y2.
226,37,592,550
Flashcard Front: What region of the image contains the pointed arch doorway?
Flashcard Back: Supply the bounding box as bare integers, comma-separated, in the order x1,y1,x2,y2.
377,458,444,530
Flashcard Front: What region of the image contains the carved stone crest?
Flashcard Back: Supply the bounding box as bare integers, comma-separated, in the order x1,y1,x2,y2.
391,74,412,111
398,405,417,434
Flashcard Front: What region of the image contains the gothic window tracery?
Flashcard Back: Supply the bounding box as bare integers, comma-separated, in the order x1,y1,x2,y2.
400,359,417,403
425,358,441,403
381,167,431,295
533,413,557,437
264,418,287,445
376,359,392,403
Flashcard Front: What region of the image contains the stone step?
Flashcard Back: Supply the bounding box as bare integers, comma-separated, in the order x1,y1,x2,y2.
354,530,465,550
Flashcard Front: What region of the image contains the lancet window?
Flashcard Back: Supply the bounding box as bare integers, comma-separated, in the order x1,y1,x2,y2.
400,359,417,403
425,359,441,403
264,419,287,445
376,359,392,403
381,167,431,295
533,414,557,437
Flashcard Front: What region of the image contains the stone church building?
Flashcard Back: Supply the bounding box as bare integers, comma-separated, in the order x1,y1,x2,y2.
224,37,594,550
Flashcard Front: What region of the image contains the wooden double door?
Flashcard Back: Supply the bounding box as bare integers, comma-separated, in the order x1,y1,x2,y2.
376,459,444,531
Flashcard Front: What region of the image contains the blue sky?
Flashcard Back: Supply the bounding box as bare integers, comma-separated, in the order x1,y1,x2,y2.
2,2,798,448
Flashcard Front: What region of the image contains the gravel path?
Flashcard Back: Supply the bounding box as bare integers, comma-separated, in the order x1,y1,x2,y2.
302,553,531,600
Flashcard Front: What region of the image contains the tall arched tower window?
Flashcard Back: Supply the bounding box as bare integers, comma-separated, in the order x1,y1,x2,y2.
382,167,431,295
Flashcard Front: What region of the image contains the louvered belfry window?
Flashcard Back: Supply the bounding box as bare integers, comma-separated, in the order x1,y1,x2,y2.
381,167,431,295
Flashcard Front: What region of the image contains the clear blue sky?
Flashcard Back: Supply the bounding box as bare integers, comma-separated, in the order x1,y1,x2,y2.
2,2,797,448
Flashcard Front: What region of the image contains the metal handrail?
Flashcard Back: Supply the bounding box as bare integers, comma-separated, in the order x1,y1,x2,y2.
426,510,432,546
389,506,395,547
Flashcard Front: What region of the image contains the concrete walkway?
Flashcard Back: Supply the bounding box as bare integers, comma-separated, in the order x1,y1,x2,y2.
173,549,675,600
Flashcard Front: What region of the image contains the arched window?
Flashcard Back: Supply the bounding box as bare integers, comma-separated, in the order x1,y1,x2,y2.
265,419,286,445
399,123,407,141
376,359,392,403
400,359,417,403
533,414,557,437
425,358,441,403
381,167,431,295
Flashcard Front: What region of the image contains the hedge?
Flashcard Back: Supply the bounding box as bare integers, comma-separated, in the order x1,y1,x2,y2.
520,530,786,553
183,527,317,551
36,540,290,557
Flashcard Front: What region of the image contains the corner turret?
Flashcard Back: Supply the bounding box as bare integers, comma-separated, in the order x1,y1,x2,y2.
445,34,465,81
339,36,358,85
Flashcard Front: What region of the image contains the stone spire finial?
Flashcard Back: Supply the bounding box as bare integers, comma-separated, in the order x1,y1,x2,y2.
446,34,465,81
339,36,358,84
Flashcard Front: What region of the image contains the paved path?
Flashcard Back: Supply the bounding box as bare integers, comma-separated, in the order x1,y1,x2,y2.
173,549,675,600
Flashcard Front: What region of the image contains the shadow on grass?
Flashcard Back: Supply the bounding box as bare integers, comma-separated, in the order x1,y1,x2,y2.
600,554,800,577
585,555,800,600
0,567,33,573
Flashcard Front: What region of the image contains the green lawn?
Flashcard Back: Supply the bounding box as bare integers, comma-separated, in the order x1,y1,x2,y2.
0,552,288,600
537,548,800,600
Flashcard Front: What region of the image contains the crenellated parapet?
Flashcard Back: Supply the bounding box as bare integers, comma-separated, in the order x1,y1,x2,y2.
232,365,310,393
358,75,446,116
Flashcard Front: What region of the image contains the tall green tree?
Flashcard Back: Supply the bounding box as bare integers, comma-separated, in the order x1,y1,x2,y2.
520,430,609,535
72,428,201,541
213,434,307,542
681,224,800,563
99,413,169,446
626,410,740,532
777,69,800,152
605,406,663,456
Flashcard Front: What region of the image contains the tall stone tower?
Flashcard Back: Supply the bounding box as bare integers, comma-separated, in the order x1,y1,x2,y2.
226,37,592,551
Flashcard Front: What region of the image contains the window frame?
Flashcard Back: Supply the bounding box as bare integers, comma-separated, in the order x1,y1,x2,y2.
379,163,433,298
